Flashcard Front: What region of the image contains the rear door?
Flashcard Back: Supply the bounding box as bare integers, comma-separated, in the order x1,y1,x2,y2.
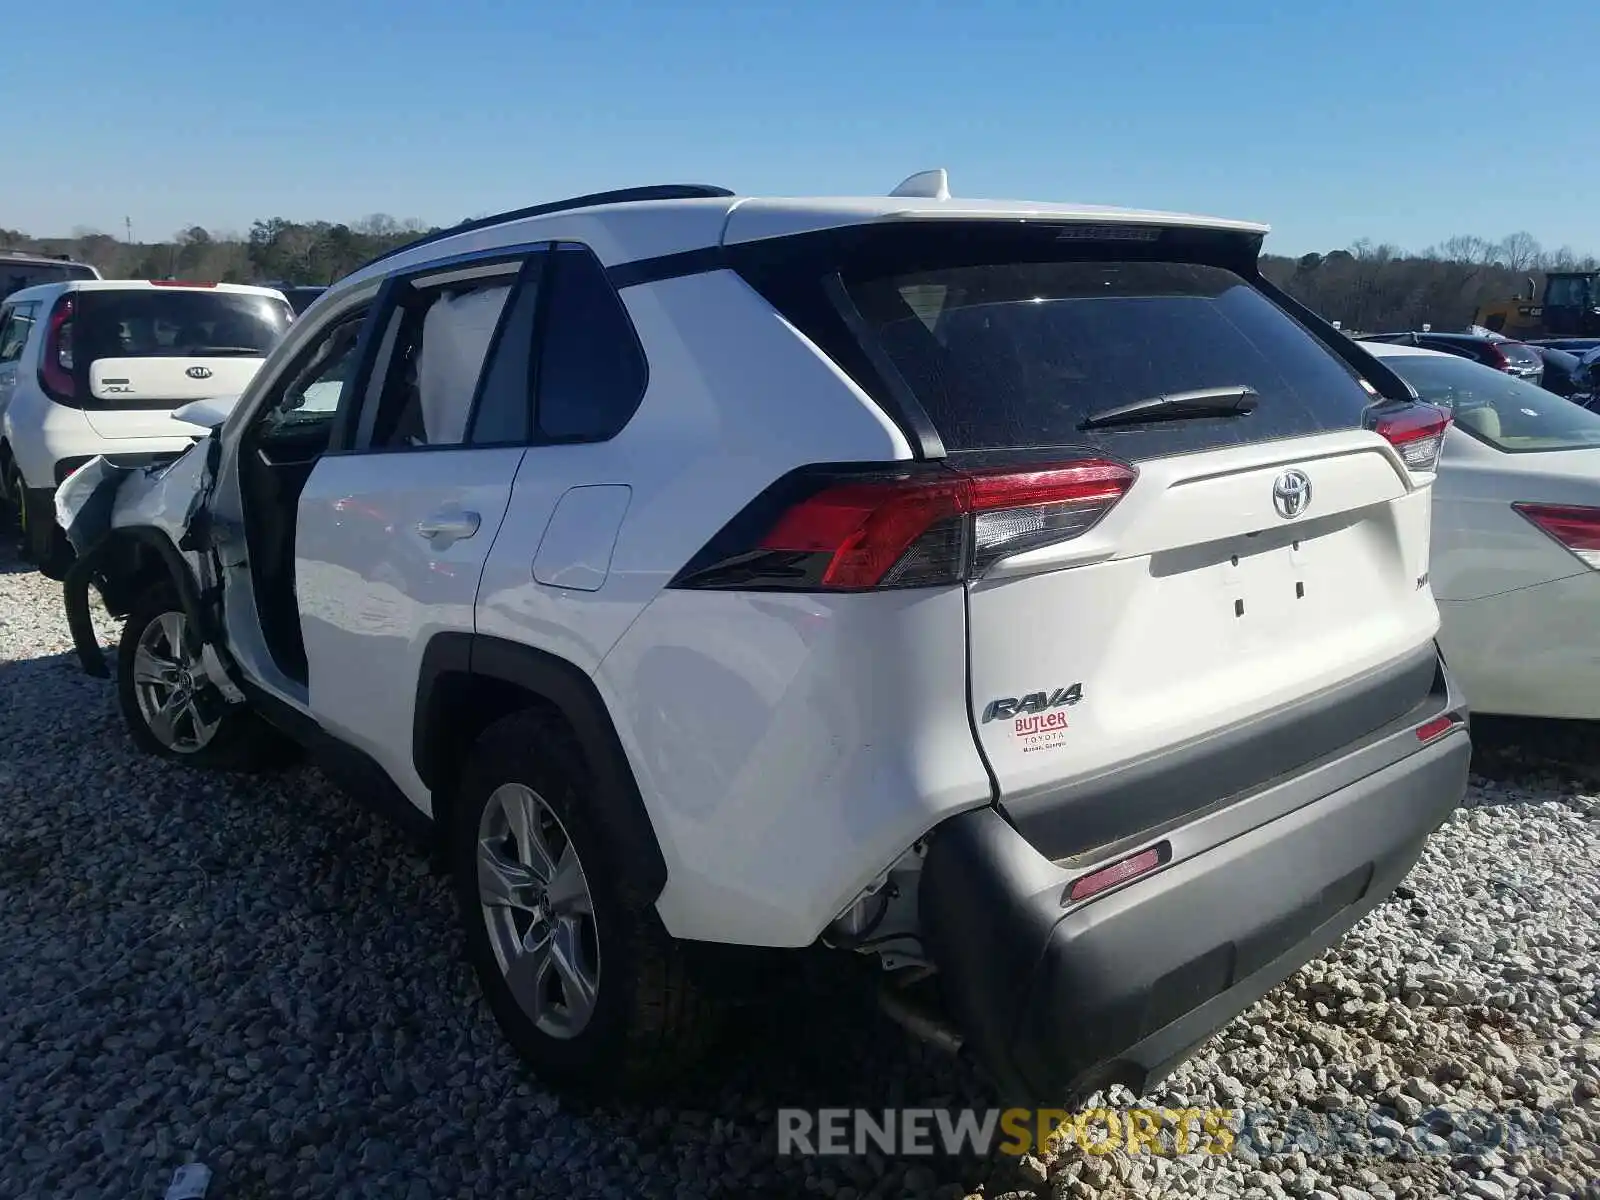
71,286,291,439
295,249,541,810
832,247,1444,859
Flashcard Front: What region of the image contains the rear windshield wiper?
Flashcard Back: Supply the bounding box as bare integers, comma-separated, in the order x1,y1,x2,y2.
184,346,265,356
1079,385,1259,431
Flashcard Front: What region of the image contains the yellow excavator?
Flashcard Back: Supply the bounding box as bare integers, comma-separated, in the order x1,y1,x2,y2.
1474,272,1600,339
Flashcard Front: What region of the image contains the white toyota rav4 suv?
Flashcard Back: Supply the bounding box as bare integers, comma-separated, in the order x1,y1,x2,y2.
0,279,291,575
55,177,1471,1102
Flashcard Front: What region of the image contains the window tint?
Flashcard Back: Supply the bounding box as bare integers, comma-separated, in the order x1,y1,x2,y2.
0,262,93,301
75,289,291,364
535,243,647,441
845,259,1372,453
365,278,513,449
1384,352,1600,454
467,256,543,445
0,303,36,362
1545,276,1592,308
255,312,368,449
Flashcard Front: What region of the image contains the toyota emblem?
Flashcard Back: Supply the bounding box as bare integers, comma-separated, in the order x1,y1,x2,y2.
186,366,213,380
1272,469,1312,520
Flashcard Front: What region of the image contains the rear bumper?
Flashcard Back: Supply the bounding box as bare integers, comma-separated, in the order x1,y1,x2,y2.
918,721,1470,1104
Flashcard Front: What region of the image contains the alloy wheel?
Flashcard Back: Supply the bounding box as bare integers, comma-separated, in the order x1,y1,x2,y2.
476,782,600,1039
131,611,222,754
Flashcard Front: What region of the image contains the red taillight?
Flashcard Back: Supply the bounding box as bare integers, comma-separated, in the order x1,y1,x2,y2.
1415,713,1462,743
1511,502,1600,569
38,295,76,402
748,459,1136,590
1483,343,1510,370
1068,844,1165,903
1372,403,1451,472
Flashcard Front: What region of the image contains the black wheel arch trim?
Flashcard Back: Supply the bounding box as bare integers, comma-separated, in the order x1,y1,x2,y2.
414,632,668,906
64,525,234,686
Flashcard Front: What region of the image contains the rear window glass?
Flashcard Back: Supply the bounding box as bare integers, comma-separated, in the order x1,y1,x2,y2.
75,289,291,364
1383,353,1600,453
1498,342,1542,368
844,260,1373,453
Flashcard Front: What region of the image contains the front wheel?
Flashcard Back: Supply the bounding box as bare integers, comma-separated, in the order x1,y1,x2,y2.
116,586,288,771
452,709,719,1098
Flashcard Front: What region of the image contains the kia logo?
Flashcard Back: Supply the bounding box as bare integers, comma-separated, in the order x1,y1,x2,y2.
1272,469,1312,520
186,366,213,380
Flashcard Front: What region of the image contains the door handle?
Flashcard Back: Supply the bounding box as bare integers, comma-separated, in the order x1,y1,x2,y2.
415,509,481,546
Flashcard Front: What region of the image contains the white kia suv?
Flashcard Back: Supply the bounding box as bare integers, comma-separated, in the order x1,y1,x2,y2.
0,279,291,575
54,176,1471,1103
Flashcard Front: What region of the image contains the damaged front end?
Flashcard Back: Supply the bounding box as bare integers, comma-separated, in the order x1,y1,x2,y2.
57,436,218,678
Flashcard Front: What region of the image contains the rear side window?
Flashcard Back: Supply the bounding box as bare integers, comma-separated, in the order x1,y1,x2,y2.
0,262,95,301
0,302,37,362
534,242,647,442
843,259,1373,454
1383,353,1600,454
74,289,291,365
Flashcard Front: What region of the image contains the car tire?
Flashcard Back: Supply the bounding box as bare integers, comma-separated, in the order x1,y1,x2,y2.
3,461,26,546
451,708,719,1098
14,476,73,580
116,585,290,771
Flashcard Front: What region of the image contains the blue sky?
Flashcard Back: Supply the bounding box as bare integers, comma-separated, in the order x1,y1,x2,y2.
5,0,1596,257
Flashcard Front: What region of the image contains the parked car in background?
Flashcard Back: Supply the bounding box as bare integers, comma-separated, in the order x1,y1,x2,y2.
0,250,100,302
54,176,1468,1104
1359,331,1544,384
1365,341,1600,721
1529,344,1593,403
1,280,292,575
1527,337,1600,356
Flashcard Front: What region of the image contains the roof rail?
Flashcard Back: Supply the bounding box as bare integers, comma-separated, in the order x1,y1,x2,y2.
352,183,735,274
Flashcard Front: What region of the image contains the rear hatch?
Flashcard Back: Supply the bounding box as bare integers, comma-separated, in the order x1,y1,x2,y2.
73,286,289,439
735,221,1449,861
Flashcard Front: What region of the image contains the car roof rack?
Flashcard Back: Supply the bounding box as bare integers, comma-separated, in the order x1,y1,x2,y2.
352,183,735,274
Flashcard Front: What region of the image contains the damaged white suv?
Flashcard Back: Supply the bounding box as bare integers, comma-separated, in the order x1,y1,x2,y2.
58,176,1471,1102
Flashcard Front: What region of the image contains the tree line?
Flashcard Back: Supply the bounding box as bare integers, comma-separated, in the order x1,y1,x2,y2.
1259,233,1600,334
1,218,1593,334
0,214,438,287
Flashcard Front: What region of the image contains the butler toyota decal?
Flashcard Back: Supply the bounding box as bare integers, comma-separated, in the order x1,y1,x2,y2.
983,683,1082,751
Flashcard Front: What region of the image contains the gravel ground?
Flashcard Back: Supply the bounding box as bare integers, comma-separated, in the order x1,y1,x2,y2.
0,535,1596,1200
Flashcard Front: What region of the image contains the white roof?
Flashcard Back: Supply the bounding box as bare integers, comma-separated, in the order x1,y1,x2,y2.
336,172,1271,294
4,278,288,305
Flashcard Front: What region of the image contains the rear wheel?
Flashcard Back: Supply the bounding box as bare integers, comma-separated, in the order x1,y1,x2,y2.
116,586,288,771
13,472,72,579
3,461,24,544
452,709,719,1098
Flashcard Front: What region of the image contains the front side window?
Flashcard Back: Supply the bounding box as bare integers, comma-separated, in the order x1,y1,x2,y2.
255,313,368,449
1385,352,1600,453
